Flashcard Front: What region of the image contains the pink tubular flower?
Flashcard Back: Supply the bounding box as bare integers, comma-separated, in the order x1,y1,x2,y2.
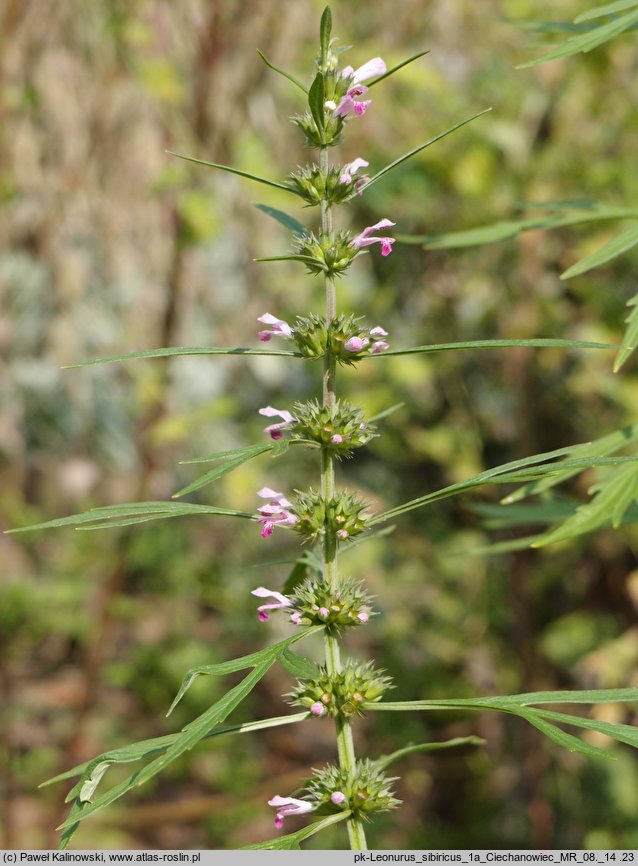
268,795,313,830
331,791,347,806
310,701,326,717
334,85,371,118
257,313,292,342
339,157,369,185
357,610,369,624
256,487,298,538
290,611,303,625
344,336,369,353
259,406,295,440
351,219,396,257
342,57,387,84
251,587,292,622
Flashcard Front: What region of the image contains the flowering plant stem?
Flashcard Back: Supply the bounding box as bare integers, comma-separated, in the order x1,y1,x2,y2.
319,145,367,851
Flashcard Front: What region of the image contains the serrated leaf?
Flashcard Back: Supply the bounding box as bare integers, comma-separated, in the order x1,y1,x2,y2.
256,49,308,94
532,463,638,547
278,647,322,680
6,501,253,534
242,812,351,850
366,49,431,87
375,737,485,771
308,73,325,134
358,109,491,193
167,150,300,195
173,445,273,498
364,338,620,358
561,222,638,278
615,292,638,371
319,7,332,63
518,8,638,67
255,204,306,236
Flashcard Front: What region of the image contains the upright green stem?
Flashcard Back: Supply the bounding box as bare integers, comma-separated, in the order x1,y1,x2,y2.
319,145,367,851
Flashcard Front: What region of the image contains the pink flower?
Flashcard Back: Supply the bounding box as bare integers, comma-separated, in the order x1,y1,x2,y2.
336,529,349,540
357,610,369,624
310,701,326,717
259,406,295,440
257,313,292,342
256,487,298,538
351,219,396,256
251,586,292,622
268,795,313,829
334,85,371,118
370,326,388,338
290,611,303,625
339,157,369,185
331,433,343,444
318,606,330,619
371,341,390,353
344,336,369,353
331,791,347,806
342,57,387,85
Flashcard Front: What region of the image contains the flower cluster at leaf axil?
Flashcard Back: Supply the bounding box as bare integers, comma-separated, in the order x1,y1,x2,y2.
258,313,390,362
287,159,369,205
268,759,400,829
288,659,393,717
293,220,395,277
259,399,376,457
293,489,371,543
252,575,374,628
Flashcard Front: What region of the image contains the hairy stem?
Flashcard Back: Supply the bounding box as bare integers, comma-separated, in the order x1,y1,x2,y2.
319,145,367,851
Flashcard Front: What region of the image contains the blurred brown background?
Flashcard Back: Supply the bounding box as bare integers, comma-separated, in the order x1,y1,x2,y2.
2,0,638,850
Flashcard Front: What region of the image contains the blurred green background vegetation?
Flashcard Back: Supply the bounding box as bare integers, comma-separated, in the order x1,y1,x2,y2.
2,0,638,850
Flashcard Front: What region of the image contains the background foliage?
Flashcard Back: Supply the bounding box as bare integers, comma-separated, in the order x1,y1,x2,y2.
2,0,638,850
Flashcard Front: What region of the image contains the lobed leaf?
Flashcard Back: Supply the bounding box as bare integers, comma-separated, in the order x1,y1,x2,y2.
7,502,253,534
173,445,273,498
615,292,638,371
561,222,638,279
278,647,323,680
517,8,638,68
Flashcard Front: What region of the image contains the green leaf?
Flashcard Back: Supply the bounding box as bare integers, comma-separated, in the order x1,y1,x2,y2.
308,73,325,134
168,628,322,715
502,423,638,503
358,109,491,193
63,346,302,369
375,737,485,771
242,812,351,850
173,445,273,498
576,0,638,22
180,443,274,466
366,49,431,87
319,7,332,63
615,292,638,372
532,463,638,547
167,151,300,195
368,403,404,422
470,499,579,528
370,450,638,526
535,707,638,750
561,223,638,278
364,338,620,358
517,8,638,68
365,687,638,710
6,502,254,534
515,711,614,760
254,254,328,271
256,49,308,94
255,204,306,236
282,550,323,595
417,203,638,250
278,647,322,680
56,660,276,835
